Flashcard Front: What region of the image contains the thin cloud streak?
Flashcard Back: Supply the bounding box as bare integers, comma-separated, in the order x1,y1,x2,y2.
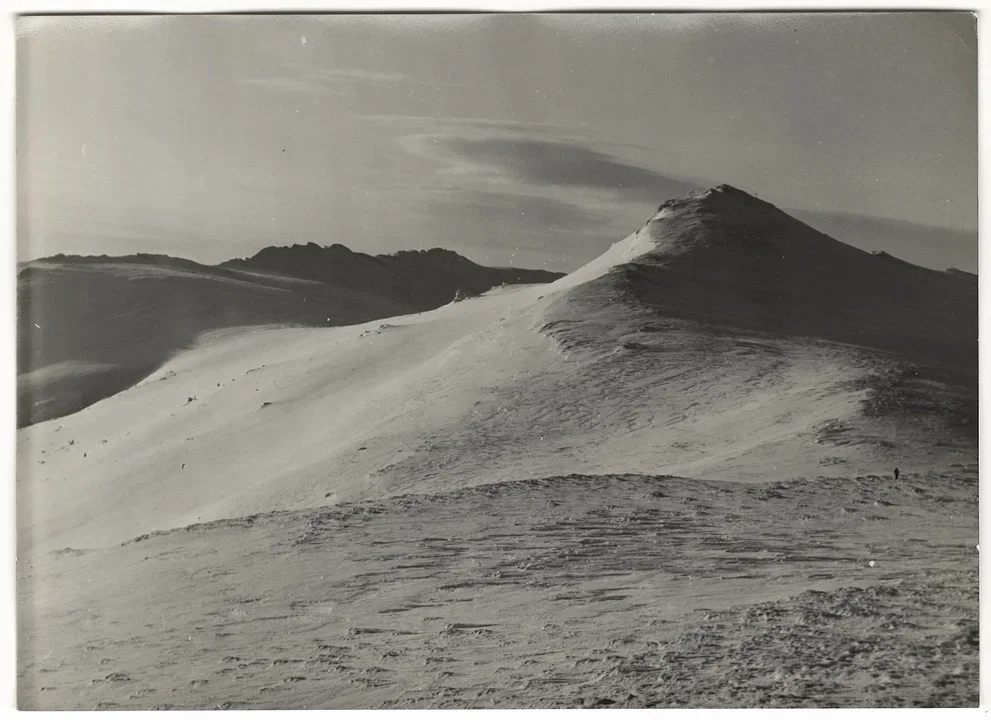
432,135,702,203
241,65,411,95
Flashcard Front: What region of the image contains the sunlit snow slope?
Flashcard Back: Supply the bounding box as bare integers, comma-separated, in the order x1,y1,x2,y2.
18,186,977,553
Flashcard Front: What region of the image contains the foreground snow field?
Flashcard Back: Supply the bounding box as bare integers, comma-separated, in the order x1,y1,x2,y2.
18,472,977,708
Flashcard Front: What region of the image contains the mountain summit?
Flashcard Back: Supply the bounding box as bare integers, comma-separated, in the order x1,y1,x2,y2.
549,184,976,372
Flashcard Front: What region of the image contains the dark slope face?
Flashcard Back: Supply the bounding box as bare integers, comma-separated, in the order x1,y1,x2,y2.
17,259,414,427
220,244,564,312
610,185,976,373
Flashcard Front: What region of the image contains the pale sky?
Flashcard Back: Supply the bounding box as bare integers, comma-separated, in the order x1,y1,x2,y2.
16,13,978,271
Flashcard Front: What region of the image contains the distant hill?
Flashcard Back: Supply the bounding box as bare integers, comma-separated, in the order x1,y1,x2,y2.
17,246,563,426
219,243,563,312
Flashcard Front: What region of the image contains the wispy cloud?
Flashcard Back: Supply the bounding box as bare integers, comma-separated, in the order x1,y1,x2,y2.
241,76,346,95
377,114,705,206
241,64,410,96
436,137,701,203
363,114,614,140
315,69,409,84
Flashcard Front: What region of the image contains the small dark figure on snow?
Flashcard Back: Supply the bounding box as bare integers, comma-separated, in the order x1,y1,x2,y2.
893,467,900,480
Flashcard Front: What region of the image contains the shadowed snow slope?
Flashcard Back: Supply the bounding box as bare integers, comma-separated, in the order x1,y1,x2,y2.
600,185,976,370
18,249,561,426
18,186,977,553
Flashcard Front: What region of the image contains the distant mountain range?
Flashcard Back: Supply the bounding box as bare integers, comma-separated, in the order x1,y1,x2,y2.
219,243,563,312
17,245,563,426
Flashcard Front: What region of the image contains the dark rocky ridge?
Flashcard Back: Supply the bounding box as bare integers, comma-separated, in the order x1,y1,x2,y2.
219,243,562,312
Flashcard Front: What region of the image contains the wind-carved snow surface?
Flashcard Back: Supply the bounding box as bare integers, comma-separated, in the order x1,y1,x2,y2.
17,186,978,709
